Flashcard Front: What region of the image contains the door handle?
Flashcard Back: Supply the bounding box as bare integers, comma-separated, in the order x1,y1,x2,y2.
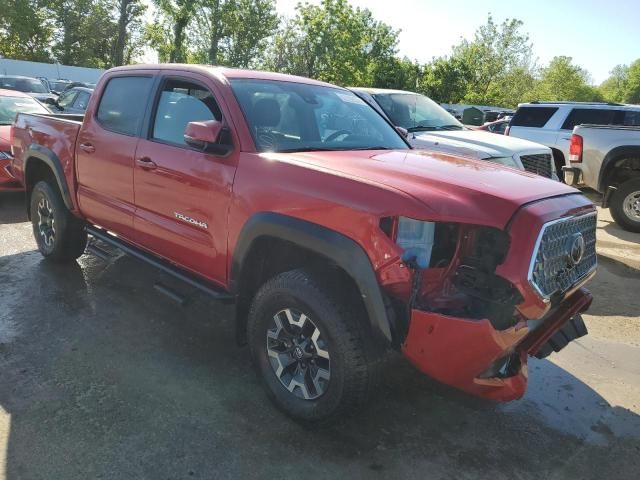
79,142,95,153
136,157,157,170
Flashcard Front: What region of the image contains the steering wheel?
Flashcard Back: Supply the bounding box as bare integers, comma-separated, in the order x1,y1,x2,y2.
324,129,353,142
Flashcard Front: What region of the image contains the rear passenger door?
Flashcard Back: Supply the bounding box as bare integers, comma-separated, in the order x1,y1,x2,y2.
76,74,155,239
133,74,238,285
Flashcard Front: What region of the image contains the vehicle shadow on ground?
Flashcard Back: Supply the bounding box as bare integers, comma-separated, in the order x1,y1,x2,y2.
0,193,27,225
586,254,640,318
1,249,639,479
601,220,640,243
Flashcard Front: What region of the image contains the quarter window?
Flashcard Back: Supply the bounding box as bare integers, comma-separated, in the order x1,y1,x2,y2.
96,76,153,136
152,78,222,146
510,107,558,128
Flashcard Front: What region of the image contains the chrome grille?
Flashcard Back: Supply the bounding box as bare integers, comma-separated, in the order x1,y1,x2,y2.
521,153,553,178
529,213,597,299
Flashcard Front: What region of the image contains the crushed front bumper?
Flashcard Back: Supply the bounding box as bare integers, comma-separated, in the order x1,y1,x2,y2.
401,287,593,401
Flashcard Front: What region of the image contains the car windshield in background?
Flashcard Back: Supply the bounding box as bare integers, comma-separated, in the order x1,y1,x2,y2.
0,96,49,125
230,79,408,153
0,77,49,94
373,93,463,132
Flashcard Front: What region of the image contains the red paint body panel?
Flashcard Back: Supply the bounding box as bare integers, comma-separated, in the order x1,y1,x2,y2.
9,64,597,404
403,288,593,400
0,125,21,191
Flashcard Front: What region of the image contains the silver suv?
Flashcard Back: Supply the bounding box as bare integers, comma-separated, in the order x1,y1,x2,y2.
507,102,640,179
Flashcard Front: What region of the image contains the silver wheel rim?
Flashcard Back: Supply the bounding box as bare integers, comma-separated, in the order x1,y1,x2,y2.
622,191,640,222
37,197,56,247
266,308,330,400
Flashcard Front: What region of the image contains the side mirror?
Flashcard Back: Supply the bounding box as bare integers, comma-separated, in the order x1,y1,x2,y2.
395,126,409,138
184,120,232,156
44,97,57,106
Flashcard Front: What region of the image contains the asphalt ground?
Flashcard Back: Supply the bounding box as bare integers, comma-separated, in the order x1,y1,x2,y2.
1,191,639,479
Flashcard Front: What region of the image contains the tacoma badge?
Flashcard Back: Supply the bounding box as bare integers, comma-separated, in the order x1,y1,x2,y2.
174,212,208,229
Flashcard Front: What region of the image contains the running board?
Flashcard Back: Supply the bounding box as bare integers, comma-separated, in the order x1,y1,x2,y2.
86,226,235,304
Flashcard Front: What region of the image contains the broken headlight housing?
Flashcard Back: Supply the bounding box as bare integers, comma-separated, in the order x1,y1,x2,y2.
396,217,435,269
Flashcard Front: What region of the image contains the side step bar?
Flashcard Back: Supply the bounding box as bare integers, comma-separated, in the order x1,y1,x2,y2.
86,226,235,304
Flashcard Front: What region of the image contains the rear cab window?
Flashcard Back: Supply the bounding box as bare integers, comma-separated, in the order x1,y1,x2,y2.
510,107,558,128
96,76,153,136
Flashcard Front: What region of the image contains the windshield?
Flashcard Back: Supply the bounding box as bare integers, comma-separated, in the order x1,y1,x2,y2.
0,96,49,125
0,77,48,94
373,93,463,132
230,79,408,153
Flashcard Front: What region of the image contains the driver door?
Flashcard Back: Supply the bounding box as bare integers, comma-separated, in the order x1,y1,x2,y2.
133,74,238,284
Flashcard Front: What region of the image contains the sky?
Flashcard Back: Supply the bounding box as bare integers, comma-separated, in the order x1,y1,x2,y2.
275,0,640,84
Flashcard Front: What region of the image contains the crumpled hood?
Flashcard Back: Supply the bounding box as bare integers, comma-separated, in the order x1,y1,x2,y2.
267,149,577,229
411,129,550,159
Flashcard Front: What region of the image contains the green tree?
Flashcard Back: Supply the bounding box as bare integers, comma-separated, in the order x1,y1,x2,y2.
533,56,602,102
599,64,629,103
0,0,54,62
418,56,470,103
195,0,278,67
51,0,119,68
151,0,198,63
263,0,400,87
624,59,640,104
113,0,146,66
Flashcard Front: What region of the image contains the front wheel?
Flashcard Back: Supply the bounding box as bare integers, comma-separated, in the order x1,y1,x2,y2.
30,180,87,262
610,178,640,233
247,269,375,421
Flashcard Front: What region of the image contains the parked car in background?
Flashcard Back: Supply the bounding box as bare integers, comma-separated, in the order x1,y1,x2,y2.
48,86,93,114
474,118,511,134
11,64,595,420
564,124,640,232
350,88,557,179
0,89,50,192
0,75,57,104
507,101,640,180
47,79,73,94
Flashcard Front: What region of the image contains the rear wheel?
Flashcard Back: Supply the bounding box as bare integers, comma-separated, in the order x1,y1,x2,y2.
247,269,374,421
610,178,640,233
30,180,87,262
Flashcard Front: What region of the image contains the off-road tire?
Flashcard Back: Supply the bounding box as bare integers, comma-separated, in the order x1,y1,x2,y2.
610,178,640,233
247,269,375,422
30,180,87,262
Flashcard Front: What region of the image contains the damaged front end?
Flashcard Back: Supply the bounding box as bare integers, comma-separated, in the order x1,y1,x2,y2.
376,196,596,401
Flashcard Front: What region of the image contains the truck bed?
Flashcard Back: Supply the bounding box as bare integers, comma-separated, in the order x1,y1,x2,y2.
10,112,83,197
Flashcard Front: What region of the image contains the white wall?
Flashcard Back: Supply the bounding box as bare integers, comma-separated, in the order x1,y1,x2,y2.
0,58,104,83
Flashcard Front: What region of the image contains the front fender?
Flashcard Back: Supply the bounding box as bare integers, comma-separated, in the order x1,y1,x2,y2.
230,212,394,343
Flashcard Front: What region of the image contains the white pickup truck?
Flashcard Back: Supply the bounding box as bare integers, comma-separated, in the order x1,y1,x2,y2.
564,124,640,232
350,88,557,179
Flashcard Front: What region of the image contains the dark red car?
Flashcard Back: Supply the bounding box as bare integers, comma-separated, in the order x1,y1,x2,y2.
10,65,596,420
0,89,50,192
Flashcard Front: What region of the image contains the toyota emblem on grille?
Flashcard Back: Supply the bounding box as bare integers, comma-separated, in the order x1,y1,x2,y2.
566,233,586,266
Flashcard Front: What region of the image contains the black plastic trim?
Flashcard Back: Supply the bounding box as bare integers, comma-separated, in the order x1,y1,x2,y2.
87,226,234,303
24,144,74,210
230,212,394,342
598,145,640,192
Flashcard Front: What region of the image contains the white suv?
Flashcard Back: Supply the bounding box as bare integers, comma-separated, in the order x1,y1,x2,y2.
507,102,640,179
350,88,557,179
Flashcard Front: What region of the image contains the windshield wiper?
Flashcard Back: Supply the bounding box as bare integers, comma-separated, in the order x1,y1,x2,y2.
275,147,345,153
438,124,463,130
407,125,437,132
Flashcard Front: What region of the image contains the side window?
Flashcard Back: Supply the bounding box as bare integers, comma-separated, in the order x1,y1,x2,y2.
510,107,558,128
622,110,640,126
74,91,90,110
57,91,77,109
561,108,616,130
152,78,222,146
96,76,153,136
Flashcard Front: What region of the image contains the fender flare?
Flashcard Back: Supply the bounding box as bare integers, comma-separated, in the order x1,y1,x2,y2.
598,145,640,192
23,144,74,211
230,212,394,343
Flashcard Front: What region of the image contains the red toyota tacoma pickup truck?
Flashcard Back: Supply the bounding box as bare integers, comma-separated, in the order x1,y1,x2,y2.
11,64,597,421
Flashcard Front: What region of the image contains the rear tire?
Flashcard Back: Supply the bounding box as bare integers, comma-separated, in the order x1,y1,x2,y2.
610,178,640,233
30,180,87,262
247,269,375,421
